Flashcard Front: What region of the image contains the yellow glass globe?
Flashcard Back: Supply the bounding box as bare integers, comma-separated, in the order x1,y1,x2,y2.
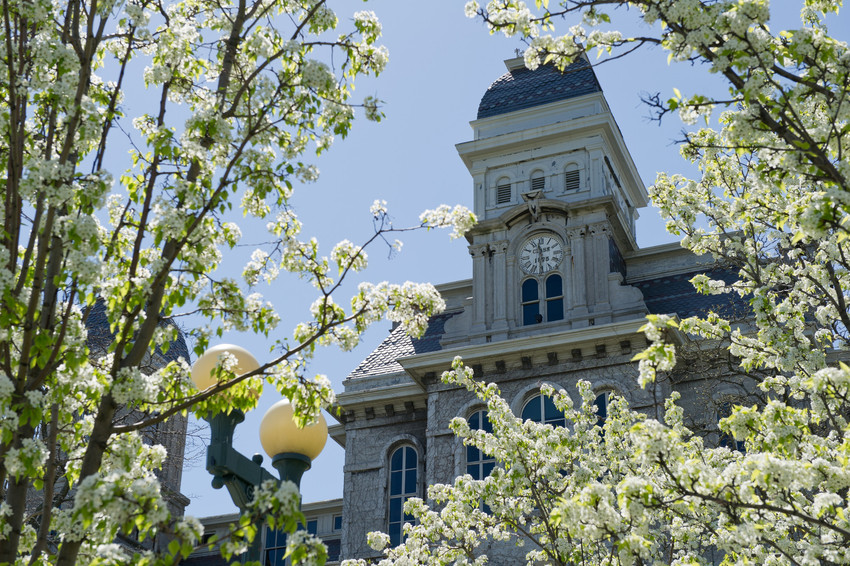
259,400,328,461
190,344,260,391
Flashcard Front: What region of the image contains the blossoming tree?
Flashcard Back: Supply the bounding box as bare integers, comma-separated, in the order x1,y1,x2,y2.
0,0,474,564
346,1,850,564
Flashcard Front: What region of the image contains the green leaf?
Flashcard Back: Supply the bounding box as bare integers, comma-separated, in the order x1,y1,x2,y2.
631,351,648,361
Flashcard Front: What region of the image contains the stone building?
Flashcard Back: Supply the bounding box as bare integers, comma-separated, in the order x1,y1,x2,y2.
331,56,746,561
184,499,343,566
85,299,191,548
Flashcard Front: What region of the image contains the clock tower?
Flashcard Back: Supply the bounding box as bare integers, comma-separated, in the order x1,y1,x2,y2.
443,55,650,346
332,55,742,562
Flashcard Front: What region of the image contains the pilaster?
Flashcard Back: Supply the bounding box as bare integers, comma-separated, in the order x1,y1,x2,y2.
588,146,607,198
567,227,588,325
589,222,613,324
469,243,489,334
491,240,509,337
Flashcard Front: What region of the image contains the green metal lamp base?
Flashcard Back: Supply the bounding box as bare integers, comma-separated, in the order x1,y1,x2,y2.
271,453,312,489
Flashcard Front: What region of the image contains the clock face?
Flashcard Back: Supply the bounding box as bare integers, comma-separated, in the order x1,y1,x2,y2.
519,235,564,275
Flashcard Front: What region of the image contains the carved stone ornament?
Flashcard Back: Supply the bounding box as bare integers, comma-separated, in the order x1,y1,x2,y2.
521,190,543,222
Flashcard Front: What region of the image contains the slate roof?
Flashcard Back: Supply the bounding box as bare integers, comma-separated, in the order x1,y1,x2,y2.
346,312,457,379
85,299,191,364
477,57,602,119
631,268,750,319
346,269,751,380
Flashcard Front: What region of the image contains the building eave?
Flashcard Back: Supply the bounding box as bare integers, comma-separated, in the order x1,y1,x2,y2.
334,379,427,423
397,318,685,381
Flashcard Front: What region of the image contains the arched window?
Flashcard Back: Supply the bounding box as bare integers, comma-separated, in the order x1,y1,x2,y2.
594,391,610,428
545,274,564,322
522,275,564,325
466,410,496,480
522,394,566,427
717,400,745,452
521,278,540,325
388,446,418,546
593,391,613,440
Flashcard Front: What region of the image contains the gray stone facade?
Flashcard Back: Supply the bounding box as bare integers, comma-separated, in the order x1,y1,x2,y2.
332,56,751,562
85,300,191,547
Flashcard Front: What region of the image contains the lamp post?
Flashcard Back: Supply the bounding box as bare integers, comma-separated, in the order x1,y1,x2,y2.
191,345,328,564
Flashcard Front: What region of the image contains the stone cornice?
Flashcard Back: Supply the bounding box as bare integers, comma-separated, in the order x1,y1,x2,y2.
397,318,684,382
336,380,424,406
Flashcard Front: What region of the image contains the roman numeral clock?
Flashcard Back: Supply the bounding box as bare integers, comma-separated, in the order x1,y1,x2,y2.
519,234,564,275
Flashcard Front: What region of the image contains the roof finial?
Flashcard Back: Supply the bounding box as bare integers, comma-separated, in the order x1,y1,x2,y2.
514,48,522,58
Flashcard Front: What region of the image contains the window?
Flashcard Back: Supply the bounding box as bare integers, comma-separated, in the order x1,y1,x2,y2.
594,392,609,428
388,446,418,547
718,400,745,452
333,514,342,532
545,274,564,322
496,182,511,204
522,274,564,325
466,410,496,480
531,174,545,191
565,168,580,191
522,394,566,427
267,519,317,565
326,538,341,562
265,526,287,566
521,278,540,325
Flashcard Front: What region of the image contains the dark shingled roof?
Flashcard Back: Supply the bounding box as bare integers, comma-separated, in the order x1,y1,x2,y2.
631,268,750,319
85,299,191,365
347,312,457,379
477,57,602,119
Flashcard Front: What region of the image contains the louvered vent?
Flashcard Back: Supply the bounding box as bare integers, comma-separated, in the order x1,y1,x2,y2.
565,170,580,191
496,183,511,204
531,176,545,191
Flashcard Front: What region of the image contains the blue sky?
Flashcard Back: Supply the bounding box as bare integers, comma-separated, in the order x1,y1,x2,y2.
179,1,820,518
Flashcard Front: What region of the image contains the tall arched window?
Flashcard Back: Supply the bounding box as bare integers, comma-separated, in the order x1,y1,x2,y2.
466,410,496,480
521,279,540,325
545,274,564,322
594,391,613,440
522,274,564,325
521,394,566,427
388,446,418,546
594,391,610,428
717,400,745,452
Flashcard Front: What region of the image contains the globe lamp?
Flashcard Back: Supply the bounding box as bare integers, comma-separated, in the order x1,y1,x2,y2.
190,344,260,391
259,399,328,488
